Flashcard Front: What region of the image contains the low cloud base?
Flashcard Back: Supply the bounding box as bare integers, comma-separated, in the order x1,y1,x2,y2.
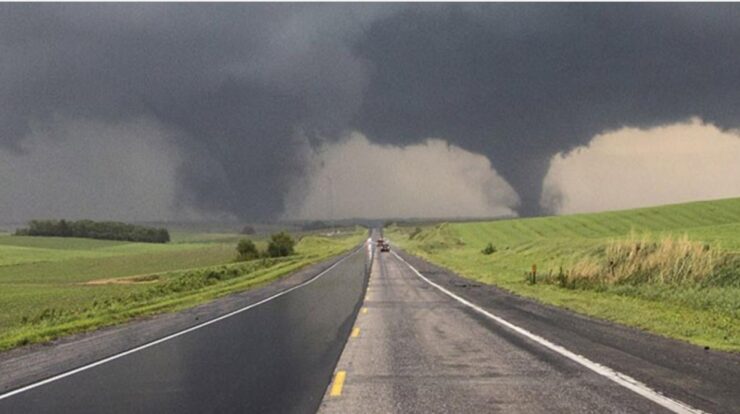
541,118,740,215
285,133,519,220
0,117,183,223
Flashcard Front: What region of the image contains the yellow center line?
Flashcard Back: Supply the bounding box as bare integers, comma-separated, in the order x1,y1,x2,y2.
329,370,346,397
351,327,360,338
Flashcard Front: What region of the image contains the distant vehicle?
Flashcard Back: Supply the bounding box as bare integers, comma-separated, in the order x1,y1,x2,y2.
380,242,391,252
376,238,385,247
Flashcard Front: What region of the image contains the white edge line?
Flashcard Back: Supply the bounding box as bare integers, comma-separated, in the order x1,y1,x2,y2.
391,251,705,414
0,245,364,401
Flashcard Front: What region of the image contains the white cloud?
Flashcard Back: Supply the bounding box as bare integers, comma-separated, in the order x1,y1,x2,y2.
541,118,740,214
285,132,519,220
0,117,184,223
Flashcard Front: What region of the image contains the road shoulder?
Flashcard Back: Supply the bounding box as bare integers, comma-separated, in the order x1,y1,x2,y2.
0,249,357,394
395,249,740,413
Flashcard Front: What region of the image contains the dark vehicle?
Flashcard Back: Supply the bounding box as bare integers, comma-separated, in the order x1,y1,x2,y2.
380,242,391,252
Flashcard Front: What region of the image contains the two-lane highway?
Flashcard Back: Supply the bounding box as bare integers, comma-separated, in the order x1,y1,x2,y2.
3,232,738,413
0,245,370,414
319,247,707,413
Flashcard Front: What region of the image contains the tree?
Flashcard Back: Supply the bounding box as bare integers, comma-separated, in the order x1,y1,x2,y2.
241,225,256,235
236,239,260,261
156,228,171,243
267,232,295,257
58,219,71,237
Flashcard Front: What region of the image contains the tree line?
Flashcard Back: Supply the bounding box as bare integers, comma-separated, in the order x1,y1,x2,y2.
15,219,170,243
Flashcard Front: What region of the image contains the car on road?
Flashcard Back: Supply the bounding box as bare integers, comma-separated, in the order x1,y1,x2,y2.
380,242,390,252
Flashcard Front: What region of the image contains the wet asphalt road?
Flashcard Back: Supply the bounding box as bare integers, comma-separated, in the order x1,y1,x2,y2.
0,246,370,414
318,250,729,413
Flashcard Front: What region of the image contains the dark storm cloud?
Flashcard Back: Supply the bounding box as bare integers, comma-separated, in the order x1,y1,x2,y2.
0,3,395,219
352,3,740,215
2,3,740,219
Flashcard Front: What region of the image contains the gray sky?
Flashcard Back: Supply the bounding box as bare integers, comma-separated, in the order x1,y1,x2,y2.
2,3,740,222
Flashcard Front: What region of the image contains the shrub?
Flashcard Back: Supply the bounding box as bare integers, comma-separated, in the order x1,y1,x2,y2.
236,239,260,261
481,243,496,255
241,225,256,235
566,233,725,286
267,232,295,257
205,270,223,282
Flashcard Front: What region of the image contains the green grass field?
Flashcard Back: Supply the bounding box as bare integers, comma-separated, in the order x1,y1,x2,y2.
388,197,740,352
0,228,366,350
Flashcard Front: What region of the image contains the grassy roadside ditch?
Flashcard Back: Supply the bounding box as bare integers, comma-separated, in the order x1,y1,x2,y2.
387,198,740,352
0,229,366,351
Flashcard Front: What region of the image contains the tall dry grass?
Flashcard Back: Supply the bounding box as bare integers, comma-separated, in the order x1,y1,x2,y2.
567,233,721,286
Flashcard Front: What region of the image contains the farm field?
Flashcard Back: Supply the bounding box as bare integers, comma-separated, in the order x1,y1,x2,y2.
388,197,740,351
0,228,366,350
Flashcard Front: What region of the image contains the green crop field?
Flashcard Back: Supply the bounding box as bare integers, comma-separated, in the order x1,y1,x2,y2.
0,228,366,350
388,197,740,352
